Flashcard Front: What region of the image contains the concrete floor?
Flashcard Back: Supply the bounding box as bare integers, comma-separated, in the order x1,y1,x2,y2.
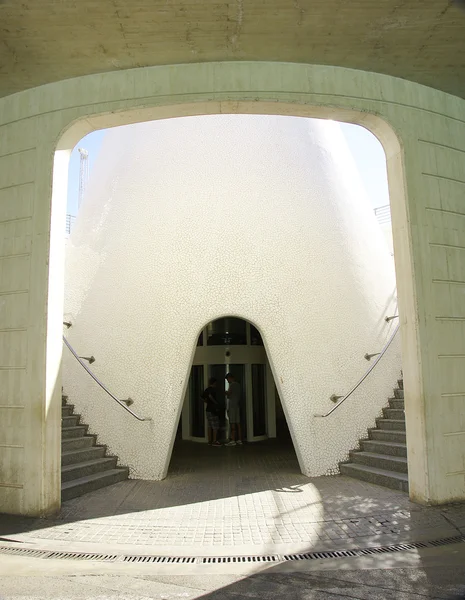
0,440,464,557
0,543,464,599
1,440,465,598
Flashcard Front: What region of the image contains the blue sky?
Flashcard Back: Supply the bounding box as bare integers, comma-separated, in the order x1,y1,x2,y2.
66,120,389,216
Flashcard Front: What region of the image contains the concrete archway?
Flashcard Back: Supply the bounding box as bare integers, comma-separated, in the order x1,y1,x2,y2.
1,62,464,515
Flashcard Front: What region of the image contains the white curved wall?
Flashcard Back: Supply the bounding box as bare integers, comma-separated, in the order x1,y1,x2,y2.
64,114,400,480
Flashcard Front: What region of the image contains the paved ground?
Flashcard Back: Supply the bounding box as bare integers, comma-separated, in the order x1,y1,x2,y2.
0,543,465,598
1,440,464,558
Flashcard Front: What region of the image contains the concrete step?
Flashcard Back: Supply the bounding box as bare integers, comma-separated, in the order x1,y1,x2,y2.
349,451,408,474
340,463,409,492
61,457,118,482
394,388,404,399
368,429,406,443
61,425,88,439
388,398,404,410
61,415,80,428
382,407,405,420
61,468,130,501
398,379,403,390
375,418,406,431
61,404,75,417
62,445,107,466
360,439,407,457
61,435,97,451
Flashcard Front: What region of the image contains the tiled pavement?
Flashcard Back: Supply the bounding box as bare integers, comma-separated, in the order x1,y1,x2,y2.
0,440,464,555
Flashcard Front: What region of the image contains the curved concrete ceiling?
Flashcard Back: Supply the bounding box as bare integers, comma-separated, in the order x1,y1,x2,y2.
0,0,464,99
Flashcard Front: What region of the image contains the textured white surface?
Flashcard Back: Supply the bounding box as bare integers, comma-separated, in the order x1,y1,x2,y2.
63,115,400,480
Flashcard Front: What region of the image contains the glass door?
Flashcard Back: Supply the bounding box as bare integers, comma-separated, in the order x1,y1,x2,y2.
251,364,267,437
187,365,205,440
182,318,276,443
226,363,246,441
209,364,227,442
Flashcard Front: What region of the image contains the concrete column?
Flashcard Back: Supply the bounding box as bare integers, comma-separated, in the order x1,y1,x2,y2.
397,132,465,504
0,142,63,516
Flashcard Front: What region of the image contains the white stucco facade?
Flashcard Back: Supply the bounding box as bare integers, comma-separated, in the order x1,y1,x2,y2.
0,61,464,515
63,115,400,480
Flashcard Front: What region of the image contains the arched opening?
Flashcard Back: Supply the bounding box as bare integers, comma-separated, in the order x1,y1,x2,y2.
176,317,291,445
1,55,463,517
62,113,400,493
169,315,298,475
8,58,454,521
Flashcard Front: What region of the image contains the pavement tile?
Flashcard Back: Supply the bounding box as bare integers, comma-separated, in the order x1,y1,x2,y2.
0,439,463,554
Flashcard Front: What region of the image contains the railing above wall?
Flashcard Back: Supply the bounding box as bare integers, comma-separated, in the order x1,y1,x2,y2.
65,207,392,235
66,214,76,235
374,204,391,226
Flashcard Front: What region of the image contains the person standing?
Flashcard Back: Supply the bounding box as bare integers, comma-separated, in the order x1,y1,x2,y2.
225,373,243,446
202,377,221,446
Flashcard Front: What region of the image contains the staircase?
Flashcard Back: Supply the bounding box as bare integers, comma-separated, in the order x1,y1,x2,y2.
340,378,408,492
61,394,129,501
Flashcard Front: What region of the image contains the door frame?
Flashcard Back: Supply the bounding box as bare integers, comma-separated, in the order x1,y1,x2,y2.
182,322,276,442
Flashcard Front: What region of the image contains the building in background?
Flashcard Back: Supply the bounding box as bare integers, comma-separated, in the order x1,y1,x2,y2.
63,115,400,481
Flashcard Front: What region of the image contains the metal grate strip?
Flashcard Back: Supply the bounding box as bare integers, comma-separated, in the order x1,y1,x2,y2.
202,555,279,564
0,534,463,564
122,556,196,564
46,552,118,562
0,546,48,558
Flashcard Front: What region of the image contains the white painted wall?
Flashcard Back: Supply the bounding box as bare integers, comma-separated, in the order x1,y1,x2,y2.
63,115,400,480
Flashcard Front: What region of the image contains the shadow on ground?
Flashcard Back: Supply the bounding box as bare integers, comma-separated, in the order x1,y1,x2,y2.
187,565,465,600
0,439,463,549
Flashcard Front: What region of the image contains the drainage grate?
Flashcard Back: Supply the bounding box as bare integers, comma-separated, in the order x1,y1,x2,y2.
283,535,461,562
428,535,463,547
202,555,279,564
122,556,196,564
47,552,118,562
0,534,463,565
0,546,47,558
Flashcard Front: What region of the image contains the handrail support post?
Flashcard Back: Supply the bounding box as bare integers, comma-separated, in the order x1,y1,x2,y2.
315,323,400,418
62,335,151,422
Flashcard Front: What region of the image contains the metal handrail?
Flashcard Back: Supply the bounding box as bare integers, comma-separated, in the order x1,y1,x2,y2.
62,335,151,422
314,323,400,418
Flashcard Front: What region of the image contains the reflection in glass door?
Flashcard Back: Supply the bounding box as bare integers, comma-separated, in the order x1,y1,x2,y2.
227,363,246,439
251,364,267,437
209,364,227,440
189,365,204,438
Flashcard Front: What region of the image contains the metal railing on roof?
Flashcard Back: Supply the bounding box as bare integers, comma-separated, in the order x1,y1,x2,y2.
66,214,76,235
65,207,392,235
374,204,391,226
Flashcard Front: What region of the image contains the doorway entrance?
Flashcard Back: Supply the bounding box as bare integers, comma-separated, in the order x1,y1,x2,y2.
181,318,277,443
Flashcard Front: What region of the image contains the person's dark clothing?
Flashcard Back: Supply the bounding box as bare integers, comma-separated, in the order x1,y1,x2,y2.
202,386,219,415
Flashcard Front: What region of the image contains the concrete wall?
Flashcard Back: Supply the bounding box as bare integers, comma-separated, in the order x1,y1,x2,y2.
0,62,464,514
63,116,400,480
